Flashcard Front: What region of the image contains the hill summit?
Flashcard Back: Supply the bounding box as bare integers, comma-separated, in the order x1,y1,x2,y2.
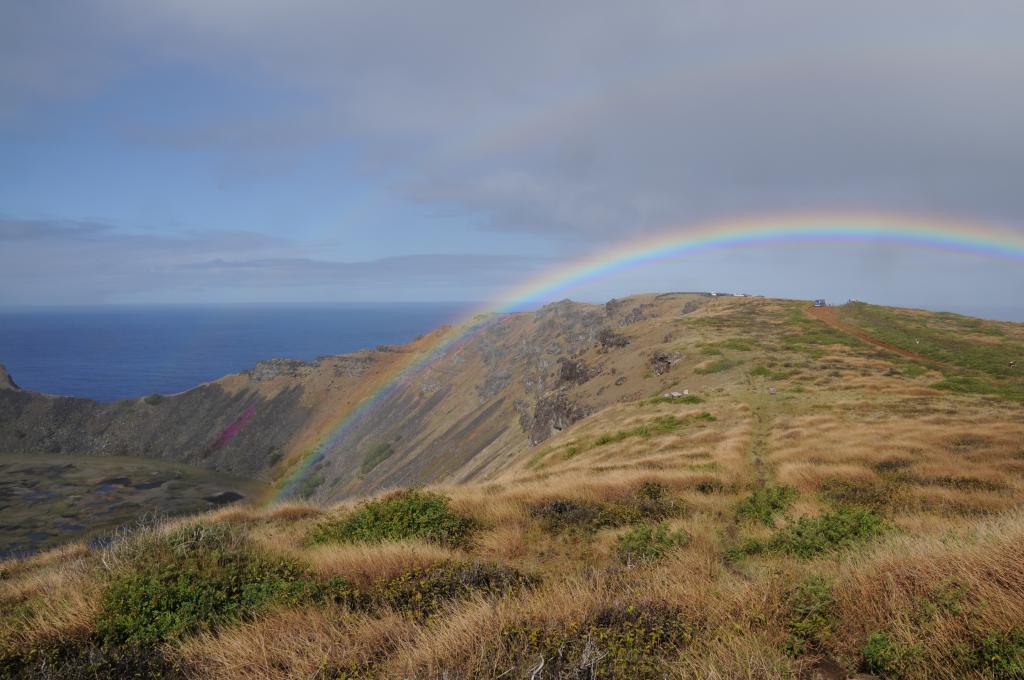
2,293,1024,678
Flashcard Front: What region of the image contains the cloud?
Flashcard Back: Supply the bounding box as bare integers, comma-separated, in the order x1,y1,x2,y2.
4,2,1023,240
2,1,1024,311
0,217,548,304
0,217,112,241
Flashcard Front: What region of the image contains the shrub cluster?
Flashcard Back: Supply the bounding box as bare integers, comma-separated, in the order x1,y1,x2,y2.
531,483,683,534
500,603,698,679
731,507,885,560
616,523,689,565
95,524,348,646
735,486,797,526
308,490,476,548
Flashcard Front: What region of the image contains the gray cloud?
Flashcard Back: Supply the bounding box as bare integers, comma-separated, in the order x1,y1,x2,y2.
5,2,1024,239
2,1,1023,310
0,217,547,304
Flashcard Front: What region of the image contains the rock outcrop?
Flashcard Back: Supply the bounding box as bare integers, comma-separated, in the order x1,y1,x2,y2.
0,364,18,390
517,390,593,446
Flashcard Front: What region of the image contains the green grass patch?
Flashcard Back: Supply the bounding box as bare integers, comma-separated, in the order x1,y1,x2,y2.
932,375,1024,401
695,358,740,374
308,490,476,548
616,523,689,565
732,507,885,560
840,303,1023,380
593,413,715,447
360,442,394,475
642,394,704,406
735,486,797,526
749,365,793,380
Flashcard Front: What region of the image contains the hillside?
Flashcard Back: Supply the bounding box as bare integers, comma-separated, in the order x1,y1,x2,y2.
3,294,1024,679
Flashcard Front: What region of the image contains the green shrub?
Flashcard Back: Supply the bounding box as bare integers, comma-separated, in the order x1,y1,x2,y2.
500,603,696,679
95,524,338,646
967,628,1024,678
0,640,186,679
767,508,885,558
531,484,682,535
733,508,885,560
785,576,834,654
735,486,797,526
861,631,922,678
361,442,394,475
308,490,476,548
820,477,899,511
373,562,536,621
616,523,689,565
143,393,164,406
530,498,626,533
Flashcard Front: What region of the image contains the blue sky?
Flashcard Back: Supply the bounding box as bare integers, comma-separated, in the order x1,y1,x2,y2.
2,1,1023,318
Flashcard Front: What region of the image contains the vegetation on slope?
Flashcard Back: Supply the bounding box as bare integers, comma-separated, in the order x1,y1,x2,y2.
4,295,1024,679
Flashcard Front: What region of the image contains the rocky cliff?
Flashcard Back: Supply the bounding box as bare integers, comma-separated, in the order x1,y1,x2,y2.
0,293,722,497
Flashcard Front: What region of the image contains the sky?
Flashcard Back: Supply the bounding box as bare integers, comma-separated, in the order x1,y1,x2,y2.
2,1,1023,318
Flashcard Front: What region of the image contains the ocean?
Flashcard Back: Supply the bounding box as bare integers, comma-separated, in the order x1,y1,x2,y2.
0,303,470,402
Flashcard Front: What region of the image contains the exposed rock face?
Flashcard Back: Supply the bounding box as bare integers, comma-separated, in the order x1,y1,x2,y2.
247,358,310,382
0,293,716,499
619,303,655,327
649,351,681,375
556,357,596,386
519,390,593,446
680,299,704,316
0,364,18,390
598,328,630,349
0,383,310,478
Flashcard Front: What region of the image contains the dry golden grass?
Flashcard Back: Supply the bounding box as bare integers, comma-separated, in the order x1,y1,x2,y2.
180,607,418,680
4,295,1024,678
300,540,456,587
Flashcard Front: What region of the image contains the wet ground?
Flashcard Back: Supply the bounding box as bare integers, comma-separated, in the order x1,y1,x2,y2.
0,453,268,559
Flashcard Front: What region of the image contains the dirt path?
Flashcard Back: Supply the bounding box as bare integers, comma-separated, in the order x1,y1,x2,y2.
806,305,946,368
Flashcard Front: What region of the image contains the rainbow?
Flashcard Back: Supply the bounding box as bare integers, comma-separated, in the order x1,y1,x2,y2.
271,212,1024,501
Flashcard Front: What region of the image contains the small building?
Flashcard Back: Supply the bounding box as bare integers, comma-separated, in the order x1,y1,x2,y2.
813,299,826,307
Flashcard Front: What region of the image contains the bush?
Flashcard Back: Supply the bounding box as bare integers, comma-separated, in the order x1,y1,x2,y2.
735,486,797,526
0,640,186,679
732,507,885,560
501,603,696,679
967,628,1024,678
373,562,536,621
532,484,682,534
861,631,922,677
785,576,834,654
820,478,899,511
308,490,476,548
96,524,337,646
766,508,885,558
616,523,689,565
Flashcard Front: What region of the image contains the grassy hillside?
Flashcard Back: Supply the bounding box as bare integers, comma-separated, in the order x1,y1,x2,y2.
3,295,1024,679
